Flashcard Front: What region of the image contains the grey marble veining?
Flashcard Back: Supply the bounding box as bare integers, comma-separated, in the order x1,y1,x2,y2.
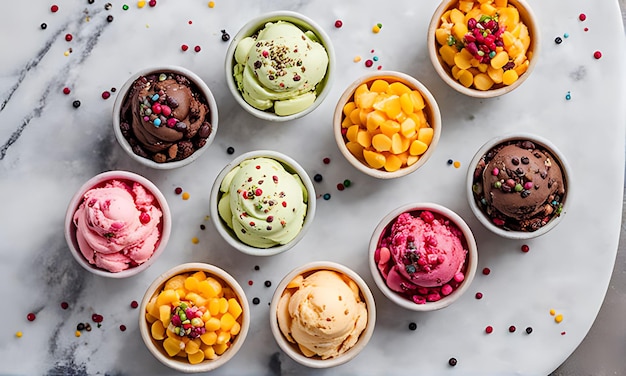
1,1,625,375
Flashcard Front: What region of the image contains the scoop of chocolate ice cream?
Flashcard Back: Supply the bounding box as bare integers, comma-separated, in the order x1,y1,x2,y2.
472,140,567,232
119,72,212,163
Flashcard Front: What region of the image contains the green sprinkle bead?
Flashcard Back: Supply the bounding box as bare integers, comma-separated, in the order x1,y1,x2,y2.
343,179,351,188
494,181,502,189
514,183,523,192
122,4,129,10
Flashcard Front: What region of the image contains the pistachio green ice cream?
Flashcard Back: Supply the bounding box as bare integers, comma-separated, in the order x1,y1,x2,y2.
233,21,329,116
218,157,308,248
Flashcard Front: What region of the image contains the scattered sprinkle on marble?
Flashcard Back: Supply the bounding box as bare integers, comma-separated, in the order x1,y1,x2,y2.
191,237,199,244
509,325,517,333
555,36,562,44
174,187,183,195
105,3,112,10
254,265,260,271
578,13,587,21
447,159,453,165
521,244,530,253
137,0,146,8
248,280,253,286
372,23,382,33
313,173,323,182
583,27,588,32
335,20,343,28
92,313,103,323
182,192,190,200
130,300,139,309
61,301,69,309
453,161,461,168
72,100,81,108
564,32,569,38
323,193,331,200
148,0,157,7
365,59,373,67
123,4,129,10
252,297,260,305
264,280,272,287
181,44,189,51
593,50,602,59
475,292,483,299
200,224,206,230
208,1,215,8
41,23,47,29
408,322,417,331
107,15,114,22
75,330,81,337
337,183,345,191
194,45,201,52
101,91,111,100
63,87,71,95
227,146,235,154
448,358,457,366
65,33,73,42
482,267,491,275
565,91,572,100
51,4,59,12
27,313,36,321
119,325,127,331
323,157,331,164
555,314,564,323
354,55,362,63
15,331,23,338
561,331,567,335
526,326,533,334
485,325,493,334
221,30,230,41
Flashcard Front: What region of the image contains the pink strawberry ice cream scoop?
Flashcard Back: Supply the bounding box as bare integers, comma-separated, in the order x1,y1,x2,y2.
73,179,163,273
374,210,468,304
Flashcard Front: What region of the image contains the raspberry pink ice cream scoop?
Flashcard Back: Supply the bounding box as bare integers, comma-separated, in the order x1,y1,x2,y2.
73,179,163,273
374,210,468,304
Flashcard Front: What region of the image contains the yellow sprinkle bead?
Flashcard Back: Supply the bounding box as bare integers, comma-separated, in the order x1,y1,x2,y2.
64,50,70,57
137,0,146,8
208,1,215,7
453,161,461,168
182,192,190,200
75,330,81,337
15,331,23,338
192,237,199,244
353,56,362,63
372,25,381,33
549,309,556,316
555,314,563,323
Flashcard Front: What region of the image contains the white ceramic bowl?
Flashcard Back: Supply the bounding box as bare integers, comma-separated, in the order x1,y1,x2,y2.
269,261,376,368
209,150,316,256
224,10,335,122
139,262,250,373
112,65,218,169
64,170,171,278
369,203,478,311
333,71,441,179
467,133,571,239
427,0,540,98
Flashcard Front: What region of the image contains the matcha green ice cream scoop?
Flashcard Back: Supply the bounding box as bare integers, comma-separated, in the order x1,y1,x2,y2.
233,21,329,116
218,157,308,248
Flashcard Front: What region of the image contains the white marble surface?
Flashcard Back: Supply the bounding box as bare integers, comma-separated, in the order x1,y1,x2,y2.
1,1,625,375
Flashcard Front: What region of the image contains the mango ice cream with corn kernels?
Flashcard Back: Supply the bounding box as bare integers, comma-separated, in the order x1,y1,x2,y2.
374,210,469,304
217,157,308,248
276,270,368,359
233,21,329,116
73,179,163,273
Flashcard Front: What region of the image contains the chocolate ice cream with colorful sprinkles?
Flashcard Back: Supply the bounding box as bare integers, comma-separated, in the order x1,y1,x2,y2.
118,71,213,164
471,139,567,232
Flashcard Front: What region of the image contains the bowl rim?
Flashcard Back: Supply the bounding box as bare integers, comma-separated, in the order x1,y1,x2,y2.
63,170,172,278
112,65,219,169
268,261,376,368
138,262,250,373
466,132,572,239
209,149,317,256
224,10,336,122
332,70,442,179
427,0,541,98
368,202,478,311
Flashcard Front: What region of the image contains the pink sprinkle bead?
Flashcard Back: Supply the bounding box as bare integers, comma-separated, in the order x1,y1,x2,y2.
524,182,533,190
427,292,442,302
441,284,453,296
492,168,499,176
143,116,150,122
166,118,178,127
453,272,465,283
